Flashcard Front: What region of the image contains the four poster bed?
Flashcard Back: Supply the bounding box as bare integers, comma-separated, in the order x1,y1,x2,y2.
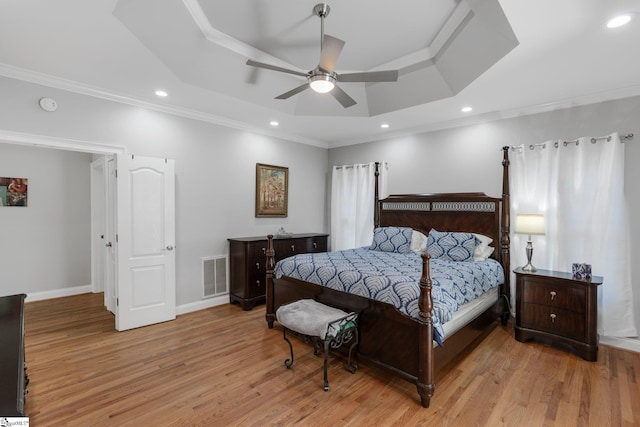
265,147,512,407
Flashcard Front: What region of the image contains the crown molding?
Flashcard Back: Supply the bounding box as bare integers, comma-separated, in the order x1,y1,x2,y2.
0,62,327,149
329,84,640,148
0,129,126,154
182,0,304,71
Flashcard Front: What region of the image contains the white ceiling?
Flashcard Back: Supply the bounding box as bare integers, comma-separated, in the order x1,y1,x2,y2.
1,0,639,148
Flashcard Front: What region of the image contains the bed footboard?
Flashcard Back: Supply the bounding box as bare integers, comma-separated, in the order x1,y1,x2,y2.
265,234,276,328
417,253,435,407
265,234,437,407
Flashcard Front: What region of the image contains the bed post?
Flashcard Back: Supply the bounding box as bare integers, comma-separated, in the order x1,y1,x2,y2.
374,162,380,228
500,147,511,321
265,234,276,328
416,253,435,408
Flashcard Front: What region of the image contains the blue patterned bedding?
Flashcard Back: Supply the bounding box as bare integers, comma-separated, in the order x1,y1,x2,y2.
275,248,505,345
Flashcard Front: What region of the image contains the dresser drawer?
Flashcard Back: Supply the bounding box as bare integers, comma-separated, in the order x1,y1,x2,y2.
274,239,299,258
307,236,327,253
520,278,585,313
520,303,586,341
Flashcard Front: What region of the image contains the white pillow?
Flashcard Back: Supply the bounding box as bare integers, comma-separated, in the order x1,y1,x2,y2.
473,233,494,262
410,230,428,252
474,246,495,262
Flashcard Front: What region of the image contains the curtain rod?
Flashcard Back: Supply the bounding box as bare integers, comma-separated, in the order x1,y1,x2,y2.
334,162,388,170
509,133,634,151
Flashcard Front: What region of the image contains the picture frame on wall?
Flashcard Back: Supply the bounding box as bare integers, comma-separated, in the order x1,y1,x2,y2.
0,177,28,207
255,163,288,217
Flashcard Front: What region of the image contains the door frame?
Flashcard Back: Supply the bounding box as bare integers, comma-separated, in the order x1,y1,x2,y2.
0,130,179,329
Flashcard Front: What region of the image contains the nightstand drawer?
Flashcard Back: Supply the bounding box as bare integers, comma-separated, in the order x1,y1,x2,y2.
520,278,585,313
520,303,585,341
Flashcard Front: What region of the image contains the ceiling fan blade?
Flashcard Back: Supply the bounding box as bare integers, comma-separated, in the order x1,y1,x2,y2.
338,70,399,83
319,35,345,72
275,83,310,100
246,59,308,78
331,85,357,108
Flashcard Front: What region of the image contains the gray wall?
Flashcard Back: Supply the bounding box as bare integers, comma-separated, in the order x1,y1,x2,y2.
0,144,92,295
329,95,640,336
0,76,328,306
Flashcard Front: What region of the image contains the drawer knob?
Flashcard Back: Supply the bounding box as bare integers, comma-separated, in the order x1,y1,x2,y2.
262,247,266,254
256,280,261,288
313,242,317,249
549,291,557,300
256,263,260,270
550,313,557,323
291,245,295,251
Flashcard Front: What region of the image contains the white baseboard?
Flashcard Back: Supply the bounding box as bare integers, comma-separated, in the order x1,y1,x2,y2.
176,294,229,315
25,287,230,315
600,336,640,353
25,285,93,302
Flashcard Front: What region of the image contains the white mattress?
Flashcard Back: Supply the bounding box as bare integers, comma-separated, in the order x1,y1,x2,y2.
440,287,500,343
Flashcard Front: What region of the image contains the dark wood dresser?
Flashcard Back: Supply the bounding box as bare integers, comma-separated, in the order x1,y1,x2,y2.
514,268,603,361
228,233,328,310
0,293,28,417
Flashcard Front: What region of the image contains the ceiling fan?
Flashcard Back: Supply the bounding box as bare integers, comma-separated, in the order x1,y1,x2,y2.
246,3,399,108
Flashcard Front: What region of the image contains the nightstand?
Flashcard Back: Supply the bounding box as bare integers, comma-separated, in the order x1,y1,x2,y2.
514,267,603,361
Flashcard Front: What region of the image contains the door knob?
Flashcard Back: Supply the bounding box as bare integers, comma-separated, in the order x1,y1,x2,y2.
105,242,112,247
166,245,174,251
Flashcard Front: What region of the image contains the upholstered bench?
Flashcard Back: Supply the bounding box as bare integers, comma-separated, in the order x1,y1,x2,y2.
276,299,359,391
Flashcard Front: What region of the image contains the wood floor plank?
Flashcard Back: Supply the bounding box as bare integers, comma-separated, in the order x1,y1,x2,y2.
20,293,640,426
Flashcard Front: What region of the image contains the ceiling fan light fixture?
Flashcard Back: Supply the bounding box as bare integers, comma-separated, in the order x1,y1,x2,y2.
309,74,336,93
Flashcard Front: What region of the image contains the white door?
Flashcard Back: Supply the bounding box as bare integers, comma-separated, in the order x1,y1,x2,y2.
105,157,117,314
90,157,106,295
116,154,176,331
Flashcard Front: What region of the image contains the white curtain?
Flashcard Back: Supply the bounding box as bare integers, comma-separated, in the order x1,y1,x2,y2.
331,162,388,251
511,132,637,337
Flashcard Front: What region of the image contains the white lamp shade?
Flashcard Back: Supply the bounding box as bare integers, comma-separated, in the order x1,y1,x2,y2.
515,214,545,235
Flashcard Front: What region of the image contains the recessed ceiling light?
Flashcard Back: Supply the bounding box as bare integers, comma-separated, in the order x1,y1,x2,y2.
607,14,632,28
155,90,168,97
461,106,473,113
270,121,279,127
380,123,390,129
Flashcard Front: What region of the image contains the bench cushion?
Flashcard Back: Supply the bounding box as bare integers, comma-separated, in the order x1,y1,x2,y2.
276,299,350,339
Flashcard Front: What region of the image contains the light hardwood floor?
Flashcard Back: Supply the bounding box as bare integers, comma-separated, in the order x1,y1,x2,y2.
23,293,640,426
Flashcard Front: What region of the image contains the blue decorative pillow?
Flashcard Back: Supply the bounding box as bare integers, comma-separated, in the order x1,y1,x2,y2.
369,227,413,254
427,229,477,262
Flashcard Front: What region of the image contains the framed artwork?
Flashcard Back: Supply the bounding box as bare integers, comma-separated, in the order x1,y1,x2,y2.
255,163,288,217
0,177,28,207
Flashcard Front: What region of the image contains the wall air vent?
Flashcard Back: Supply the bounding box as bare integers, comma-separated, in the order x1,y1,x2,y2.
202,255,228,297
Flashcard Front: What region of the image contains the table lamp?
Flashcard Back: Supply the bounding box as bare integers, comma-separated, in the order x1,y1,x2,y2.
515,214,545,272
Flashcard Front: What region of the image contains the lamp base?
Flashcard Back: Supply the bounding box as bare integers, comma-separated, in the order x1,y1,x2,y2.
522,238,536,272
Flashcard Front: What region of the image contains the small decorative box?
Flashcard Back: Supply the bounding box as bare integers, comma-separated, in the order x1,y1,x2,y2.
572,263,592,281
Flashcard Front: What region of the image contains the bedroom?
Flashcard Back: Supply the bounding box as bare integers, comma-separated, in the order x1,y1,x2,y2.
1,0,640,423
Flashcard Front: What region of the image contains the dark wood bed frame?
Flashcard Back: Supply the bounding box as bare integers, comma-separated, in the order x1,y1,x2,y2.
265,147,511,407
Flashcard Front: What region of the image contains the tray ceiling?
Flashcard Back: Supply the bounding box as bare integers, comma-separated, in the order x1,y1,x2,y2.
0,0,639,147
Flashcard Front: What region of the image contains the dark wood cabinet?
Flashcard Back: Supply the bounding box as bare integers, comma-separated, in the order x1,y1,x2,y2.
228,233,328,310
514,268,603,361
0,293,28,417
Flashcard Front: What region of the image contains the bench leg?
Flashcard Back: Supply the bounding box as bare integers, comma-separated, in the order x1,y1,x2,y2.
346,328,358,374
323,339,330,391
283,328,294,368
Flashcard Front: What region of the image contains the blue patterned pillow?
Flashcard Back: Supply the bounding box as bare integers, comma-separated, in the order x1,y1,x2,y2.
427,229,477,262
369,227,413,254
